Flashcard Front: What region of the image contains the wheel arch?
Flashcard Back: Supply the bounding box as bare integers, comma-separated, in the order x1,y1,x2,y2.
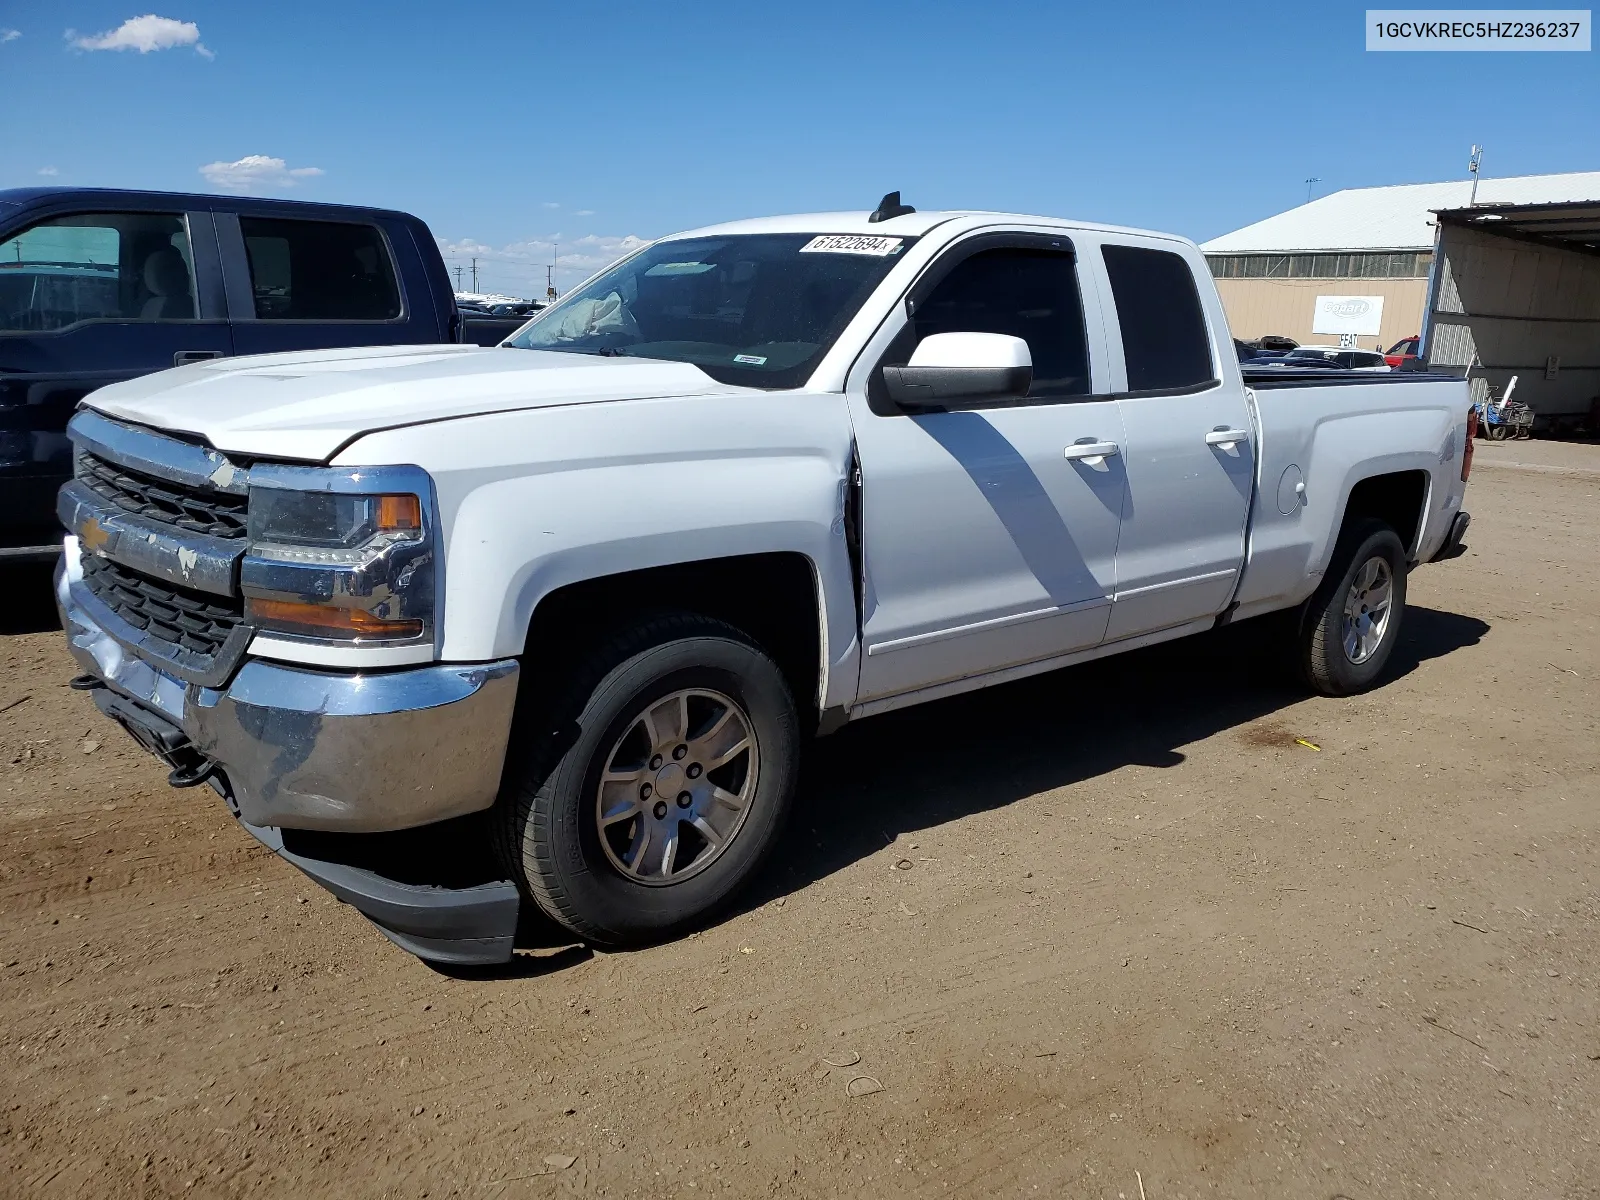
520,551,835,722
1338,468,1432,560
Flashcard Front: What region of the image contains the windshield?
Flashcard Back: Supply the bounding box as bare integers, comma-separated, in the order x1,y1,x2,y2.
506,233,917,388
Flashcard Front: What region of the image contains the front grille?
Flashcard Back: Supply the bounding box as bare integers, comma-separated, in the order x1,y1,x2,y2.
80,553,245,660
78,451,249,539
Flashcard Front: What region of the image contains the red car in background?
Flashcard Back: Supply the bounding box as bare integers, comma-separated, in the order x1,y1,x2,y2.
1385,335,1421,368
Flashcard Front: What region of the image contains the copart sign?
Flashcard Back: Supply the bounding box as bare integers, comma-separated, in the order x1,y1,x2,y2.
1312,294,1386,336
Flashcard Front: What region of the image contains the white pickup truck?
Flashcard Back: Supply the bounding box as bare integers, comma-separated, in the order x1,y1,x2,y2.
55,195,1474,965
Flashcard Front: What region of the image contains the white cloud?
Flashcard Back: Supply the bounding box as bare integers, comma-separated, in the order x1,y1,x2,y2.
435,232,648,297
37,166,59,177
574,210,595,217
199,155,323,192
1,28,21,43
69,15,212,58
542,202,561,210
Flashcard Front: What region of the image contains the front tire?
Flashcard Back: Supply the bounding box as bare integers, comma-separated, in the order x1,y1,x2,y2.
1298,520,1407,696
492,614,800,946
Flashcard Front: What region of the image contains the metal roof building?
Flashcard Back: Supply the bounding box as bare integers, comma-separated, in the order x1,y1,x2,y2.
1202,172,1600,255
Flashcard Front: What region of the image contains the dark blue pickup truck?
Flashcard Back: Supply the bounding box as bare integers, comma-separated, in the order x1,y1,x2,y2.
0,187,525,560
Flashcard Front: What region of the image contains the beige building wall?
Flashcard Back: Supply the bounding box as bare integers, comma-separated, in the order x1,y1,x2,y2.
1213,277,1430,351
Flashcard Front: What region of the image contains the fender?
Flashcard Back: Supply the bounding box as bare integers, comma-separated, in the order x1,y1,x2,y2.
336,391,863,713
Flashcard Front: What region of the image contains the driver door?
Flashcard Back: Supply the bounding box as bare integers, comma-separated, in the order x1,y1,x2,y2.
0,207,230,552
845,233,1127,705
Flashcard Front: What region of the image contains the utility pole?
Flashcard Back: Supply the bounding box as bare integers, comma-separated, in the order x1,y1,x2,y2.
1468,144,1484,205
453,264,463,292
470,258,479,294
1304,177,1321,204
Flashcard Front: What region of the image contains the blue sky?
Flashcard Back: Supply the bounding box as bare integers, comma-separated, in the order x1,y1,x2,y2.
2,0,1596,298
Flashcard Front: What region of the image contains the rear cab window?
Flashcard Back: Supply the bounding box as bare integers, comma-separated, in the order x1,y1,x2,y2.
1100,243,1217,394
238,217,401,321
0,212,197,331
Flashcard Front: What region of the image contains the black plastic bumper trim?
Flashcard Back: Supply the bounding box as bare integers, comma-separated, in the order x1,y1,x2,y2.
1430,511,1471,563
239,821,519,965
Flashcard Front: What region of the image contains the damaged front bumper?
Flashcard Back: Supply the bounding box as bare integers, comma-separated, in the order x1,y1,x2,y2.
56,543,524,965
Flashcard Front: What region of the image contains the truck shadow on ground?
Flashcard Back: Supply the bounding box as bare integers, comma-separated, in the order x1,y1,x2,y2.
742,605,1489,911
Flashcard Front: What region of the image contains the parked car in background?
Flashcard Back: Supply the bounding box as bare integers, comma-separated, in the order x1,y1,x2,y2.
1251,334,1299,353
1285,346,1391,372
488,301,544,318
453,295,543,344
1385,335,1421,369
56,199,1473,964
0,187,520,561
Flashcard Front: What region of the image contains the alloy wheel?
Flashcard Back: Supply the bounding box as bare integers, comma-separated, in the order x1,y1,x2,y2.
593,688,759,885
1341,556,1394,664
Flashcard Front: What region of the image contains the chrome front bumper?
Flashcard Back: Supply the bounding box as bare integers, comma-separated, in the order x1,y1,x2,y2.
56,545,520,834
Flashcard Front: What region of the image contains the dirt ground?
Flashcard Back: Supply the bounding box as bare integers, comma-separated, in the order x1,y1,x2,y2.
2,444,1597,1199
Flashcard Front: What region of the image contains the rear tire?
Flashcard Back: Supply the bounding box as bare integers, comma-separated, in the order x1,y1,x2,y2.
1298,519,1407,696
492,613,800,946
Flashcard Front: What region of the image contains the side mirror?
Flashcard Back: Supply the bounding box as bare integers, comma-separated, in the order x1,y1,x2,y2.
882,332,1033,409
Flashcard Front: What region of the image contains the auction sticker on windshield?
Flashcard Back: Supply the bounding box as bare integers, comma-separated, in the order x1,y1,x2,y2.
799,235,905,256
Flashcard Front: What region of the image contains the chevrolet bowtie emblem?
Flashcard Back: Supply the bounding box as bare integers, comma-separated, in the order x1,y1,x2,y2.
79,515,111,555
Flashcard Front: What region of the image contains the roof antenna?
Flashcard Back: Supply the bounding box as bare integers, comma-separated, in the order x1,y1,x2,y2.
868,191,916,223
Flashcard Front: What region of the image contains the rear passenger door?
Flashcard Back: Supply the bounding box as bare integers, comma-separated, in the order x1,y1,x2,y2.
217,213,433,356
1091,238,1254,642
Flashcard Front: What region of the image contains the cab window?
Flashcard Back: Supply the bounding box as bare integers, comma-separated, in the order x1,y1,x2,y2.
907,248,1092,399
1101,244,1215,393
238,217,401,321
870,245,1092,408
0,212,196,332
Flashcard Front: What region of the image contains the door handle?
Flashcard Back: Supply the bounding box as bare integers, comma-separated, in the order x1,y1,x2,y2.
173,350,225,367
1063,441,1120,462
1205,428,1251,448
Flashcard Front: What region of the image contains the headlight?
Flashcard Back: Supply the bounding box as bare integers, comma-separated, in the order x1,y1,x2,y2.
248,490,422,560
239,466,437,648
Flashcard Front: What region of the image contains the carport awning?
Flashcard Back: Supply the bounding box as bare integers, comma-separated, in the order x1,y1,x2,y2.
1434,199,1600,256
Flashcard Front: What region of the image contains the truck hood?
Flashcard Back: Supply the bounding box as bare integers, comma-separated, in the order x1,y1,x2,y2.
82,343,746,462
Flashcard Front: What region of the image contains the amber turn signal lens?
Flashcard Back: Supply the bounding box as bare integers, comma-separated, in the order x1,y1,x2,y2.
246,597,423,641
376,493,422,533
